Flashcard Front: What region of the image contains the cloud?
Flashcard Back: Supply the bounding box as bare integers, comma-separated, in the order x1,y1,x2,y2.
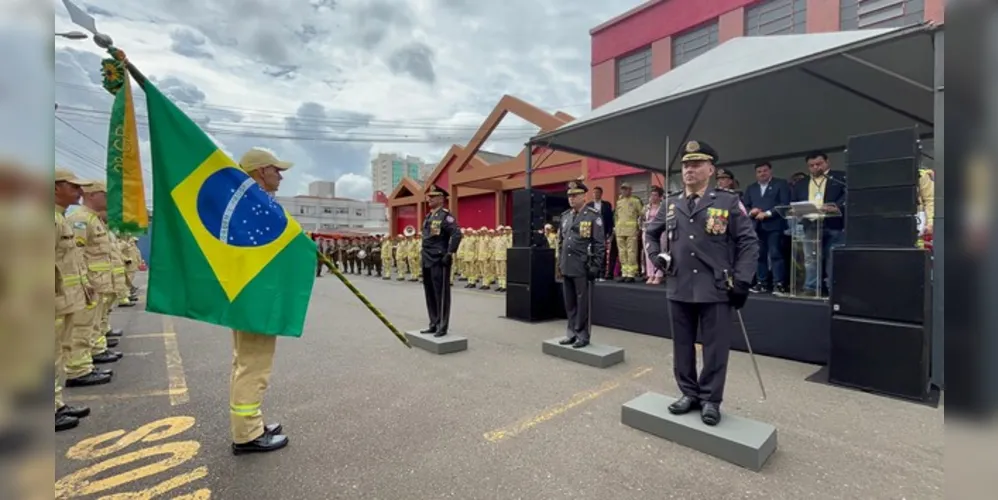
169,27,213,60
335,173,373,200
386,42,436,85
53,0,645,202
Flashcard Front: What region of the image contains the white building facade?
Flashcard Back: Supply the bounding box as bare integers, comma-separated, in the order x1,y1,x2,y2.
278,195,388,233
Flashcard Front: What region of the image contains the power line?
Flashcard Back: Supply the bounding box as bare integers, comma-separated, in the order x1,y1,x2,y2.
57,110,533,144
54,80,589,131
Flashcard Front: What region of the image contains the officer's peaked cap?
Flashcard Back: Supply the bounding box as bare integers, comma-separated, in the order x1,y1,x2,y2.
426,185,448,197
681,140,718,163
567,179,589,195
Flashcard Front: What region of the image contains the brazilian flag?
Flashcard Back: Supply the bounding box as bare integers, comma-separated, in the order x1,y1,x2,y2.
142,80,316,337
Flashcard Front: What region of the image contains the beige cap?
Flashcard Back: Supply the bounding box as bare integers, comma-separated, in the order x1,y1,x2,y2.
239,147,293,172
82,180,107,193
55,167,93,186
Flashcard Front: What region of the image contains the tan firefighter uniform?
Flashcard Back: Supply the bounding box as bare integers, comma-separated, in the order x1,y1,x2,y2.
381,236,393,279
107,229,131,307
395,234,408,280
405,234,418,281
492,226,510,290
55,174,93,410
477,227,493,288
614,185,644,278
456,228,469,281
916,168,935,249
123,236,141,293
462,229,478,286
229,147,295,446
66,192,116,378
413,234,423,280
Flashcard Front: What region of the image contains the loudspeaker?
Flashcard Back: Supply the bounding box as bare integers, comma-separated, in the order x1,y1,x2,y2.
830,248,931,324
846,127,918,164
512,190,546,231
844,215,918,247
506,282,559,322
846,185,917,217
507,247,555,286
513,230,549,248
828,315,931,401
846,158,918,190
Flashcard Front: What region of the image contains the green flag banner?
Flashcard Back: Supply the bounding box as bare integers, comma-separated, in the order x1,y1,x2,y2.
142,79,316,337
102,55,148,234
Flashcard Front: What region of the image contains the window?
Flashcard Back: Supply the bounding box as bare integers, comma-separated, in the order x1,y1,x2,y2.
354,209,365,217
323,207,333,214
746,0,807,36
298,205,315,215
335,207,349,215
672,22,719,68
840,0,924,30
615,47,652,97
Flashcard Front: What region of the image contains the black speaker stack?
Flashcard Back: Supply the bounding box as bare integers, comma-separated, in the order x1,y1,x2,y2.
505,189,565,322
828,128,933,402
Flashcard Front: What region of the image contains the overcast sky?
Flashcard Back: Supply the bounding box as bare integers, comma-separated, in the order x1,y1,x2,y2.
52,0,642,200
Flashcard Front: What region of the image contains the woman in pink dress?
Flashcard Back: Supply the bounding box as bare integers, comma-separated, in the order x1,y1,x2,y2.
642,186,665,285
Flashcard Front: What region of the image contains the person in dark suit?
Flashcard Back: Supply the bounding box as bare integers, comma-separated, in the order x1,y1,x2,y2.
742,162,791,294
790,152,847,296
419,185,462,337
585,186,614,279
558,180,606,349
645,140,759,426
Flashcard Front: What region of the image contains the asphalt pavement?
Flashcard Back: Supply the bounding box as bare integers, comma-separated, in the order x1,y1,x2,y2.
55,271,943,500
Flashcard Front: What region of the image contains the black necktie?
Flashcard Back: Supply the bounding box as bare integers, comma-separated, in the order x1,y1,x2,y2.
687,194,699,213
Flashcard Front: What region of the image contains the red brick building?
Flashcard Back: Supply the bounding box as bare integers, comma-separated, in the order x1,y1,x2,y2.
586,0,944,201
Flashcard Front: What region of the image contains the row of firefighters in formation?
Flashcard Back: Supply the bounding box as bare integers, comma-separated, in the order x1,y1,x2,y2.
54,173,146,432
316,226,515,291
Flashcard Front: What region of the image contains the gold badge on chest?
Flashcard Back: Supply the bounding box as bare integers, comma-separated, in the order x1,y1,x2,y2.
579,220,592,238
705,208,729,235
430,220,441,236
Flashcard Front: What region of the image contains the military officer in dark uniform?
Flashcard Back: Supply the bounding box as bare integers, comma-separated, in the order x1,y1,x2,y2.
420,185,462,337
557,180,606,349
645,140,758,426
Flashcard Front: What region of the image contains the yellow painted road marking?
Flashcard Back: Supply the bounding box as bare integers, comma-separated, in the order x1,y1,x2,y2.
126,333,170,339
69,388,189,402
484,365,653,443
162,316,190,406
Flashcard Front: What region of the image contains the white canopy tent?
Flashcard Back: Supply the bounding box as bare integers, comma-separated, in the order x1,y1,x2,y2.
530,23,937,171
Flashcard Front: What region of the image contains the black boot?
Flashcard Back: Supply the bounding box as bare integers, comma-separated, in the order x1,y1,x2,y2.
57,404,91,419
419,326,437,334
700,402,721,426
56,414,79,432
668,396,699,415
232,433,289,455
65,371,111,387
558,336,577,346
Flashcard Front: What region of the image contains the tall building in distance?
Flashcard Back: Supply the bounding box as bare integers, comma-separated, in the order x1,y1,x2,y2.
307,180,336,198
370,153,431,195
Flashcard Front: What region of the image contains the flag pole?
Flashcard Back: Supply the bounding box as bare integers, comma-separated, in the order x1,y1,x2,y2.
87,34,410,349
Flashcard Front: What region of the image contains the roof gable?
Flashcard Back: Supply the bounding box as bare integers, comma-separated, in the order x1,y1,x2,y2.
389,176,423,200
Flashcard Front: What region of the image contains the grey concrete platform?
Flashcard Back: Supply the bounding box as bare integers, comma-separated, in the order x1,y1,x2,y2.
405,331,468,355
542,338,625,368
621,392,777,472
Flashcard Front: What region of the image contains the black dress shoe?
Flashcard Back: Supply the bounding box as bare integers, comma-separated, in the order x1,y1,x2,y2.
106,328,124,337
93,352,120,364
433,330,447,338
106,338,119,348
558,337,577,346
93,367,113,377
571,340,589,349
66,371,111,387
265,423,283,435
419,327,437,334
56,414,79,432
701,402,721,426
668,395,700,415
232,432,289,455
57,404,91,419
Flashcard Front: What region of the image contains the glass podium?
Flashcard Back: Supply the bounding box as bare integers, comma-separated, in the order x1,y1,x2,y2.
774,202,842,300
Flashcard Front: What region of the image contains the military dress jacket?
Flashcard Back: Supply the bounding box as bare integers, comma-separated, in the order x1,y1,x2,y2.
557,206,606,278
421,208,461,267
645,189,758,303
